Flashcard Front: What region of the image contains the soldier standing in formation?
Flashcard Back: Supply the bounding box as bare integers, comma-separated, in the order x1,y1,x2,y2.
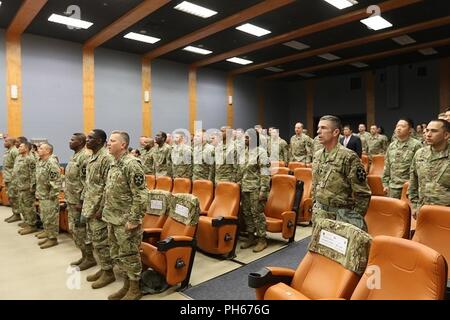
192,130,215,182
171,132,192,179
289,122,313,163
153,131,172,177
3,137,20,223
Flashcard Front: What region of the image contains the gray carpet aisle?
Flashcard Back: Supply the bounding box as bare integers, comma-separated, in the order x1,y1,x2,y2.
184,237,310,300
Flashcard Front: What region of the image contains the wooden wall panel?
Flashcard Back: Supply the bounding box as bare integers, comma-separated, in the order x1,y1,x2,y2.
82,48,95,134
142,58,152,136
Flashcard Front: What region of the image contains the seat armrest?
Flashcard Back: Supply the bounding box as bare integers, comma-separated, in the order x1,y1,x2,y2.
142,228,162,240
248,267,295,289
157,236,195,252
59,202,67,209
200,210,208,216
211,216,238,227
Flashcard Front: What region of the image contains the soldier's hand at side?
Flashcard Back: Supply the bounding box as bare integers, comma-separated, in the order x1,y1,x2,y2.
126,222,139,231
412,209,417,220
383,187,389,196
94,210,102,220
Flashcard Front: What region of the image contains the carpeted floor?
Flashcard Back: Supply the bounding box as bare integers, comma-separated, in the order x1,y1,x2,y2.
183,237,310,300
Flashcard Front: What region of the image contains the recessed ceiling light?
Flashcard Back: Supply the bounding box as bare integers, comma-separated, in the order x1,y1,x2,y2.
265,67,284,72
418,48,438,56
323,0,358,10
226,57,253,65
174,1,217,18
360,15,393,31
183,46,212,55
236,23,271,37
283,41,310,51
124,32,160,44
48,14,93,29
350,62,369,68
299,72,316,78
318,53,341,61
392,35,416,46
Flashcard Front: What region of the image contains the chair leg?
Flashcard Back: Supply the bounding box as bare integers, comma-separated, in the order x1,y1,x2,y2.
179,243,197,292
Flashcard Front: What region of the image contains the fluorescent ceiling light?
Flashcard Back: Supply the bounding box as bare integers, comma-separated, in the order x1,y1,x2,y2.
323,0,358,10
299,72,316,78
392,35,416,46
418,48,438,56
226,57,253,65
124,32,160,44
236,23,271,37
48,14,93,29
265,67,284,72
350,62,369,68
174,1,217,18
318,53,341,61
283,41,310,51
360,15,393,31
183,46,212,55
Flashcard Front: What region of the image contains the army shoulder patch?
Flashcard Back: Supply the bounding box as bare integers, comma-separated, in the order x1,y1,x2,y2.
50,171,59,180
356,166,366,182
81,165,87,177
134,173,145,187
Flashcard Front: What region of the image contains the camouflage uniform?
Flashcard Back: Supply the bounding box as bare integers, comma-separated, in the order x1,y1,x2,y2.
82,147,113,271
3,146,19,217
103,153,147,281
12,154,37,227
153,144,172,177
65,149,89,252
141,147,155,175
367,134,388,155
409,144,450,212
192,142,215,181
357,132,371,154
382,137,422,199
238,147,270,237
312,143,371,231
36,157,62,239
214,142,237,183
171,144,192,179
268,137,288,164
289,134,313,163
311,135,323,159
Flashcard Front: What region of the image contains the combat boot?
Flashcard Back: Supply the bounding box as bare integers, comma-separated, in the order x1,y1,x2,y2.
19,226,38,235
40,238,58,249
240,233,257,249
4,213,16,222
7,215,21,223
253,237,267,253
35,230,46,238
108,277,130,300
18,222,27,228
37,231,48,239
92,269,115,289
121,280,142,300
86,269,103,282
38,238,48,246
78,249,97,271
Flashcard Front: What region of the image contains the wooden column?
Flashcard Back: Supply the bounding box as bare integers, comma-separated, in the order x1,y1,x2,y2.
440,57,450,112
365,71,375,127
188,67,197,134
142,58,152,137
227,75,234,127
306,80,315,137
82,47,95,134
6,34,22,137
257,80,265,126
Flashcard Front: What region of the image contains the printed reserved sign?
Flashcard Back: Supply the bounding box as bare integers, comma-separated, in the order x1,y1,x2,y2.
318,229,348,255
150,200,163,210
175,204,189,217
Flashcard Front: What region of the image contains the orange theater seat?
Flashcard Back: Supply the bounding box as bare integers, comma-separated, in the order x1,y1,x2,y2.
270,167,290,176
287,162,306,171
365,196,411,239
155,176,173,192
249,219,371,300
270,161,286,168
367,175,385,196
368,155,384,176
172,178,192,194
140,193,200,291
191,180,214,215
196,182,240,258
361,154,369,173
293,168,313,225
145,175,156,190
264,175,302,243
351,236,447,300
142,190,172,245
412,205,450,280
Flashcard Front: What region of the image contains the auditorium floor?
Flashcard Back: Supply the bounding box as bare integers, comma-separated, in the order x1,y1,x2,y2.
0,206,311,300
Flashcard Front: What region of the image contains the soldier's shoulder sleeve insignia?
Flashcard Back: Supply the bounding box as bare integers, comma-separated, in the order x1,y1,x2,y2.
30,162,36,170
81,164,87,177
50,170,58,180
356,166,366,182
133,173,145,187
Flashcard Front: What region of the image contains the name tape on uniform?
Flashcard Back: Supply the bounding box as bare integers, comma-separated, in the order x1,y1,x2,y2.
318,230,348,255
175,204,189,217
150,200,163,210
